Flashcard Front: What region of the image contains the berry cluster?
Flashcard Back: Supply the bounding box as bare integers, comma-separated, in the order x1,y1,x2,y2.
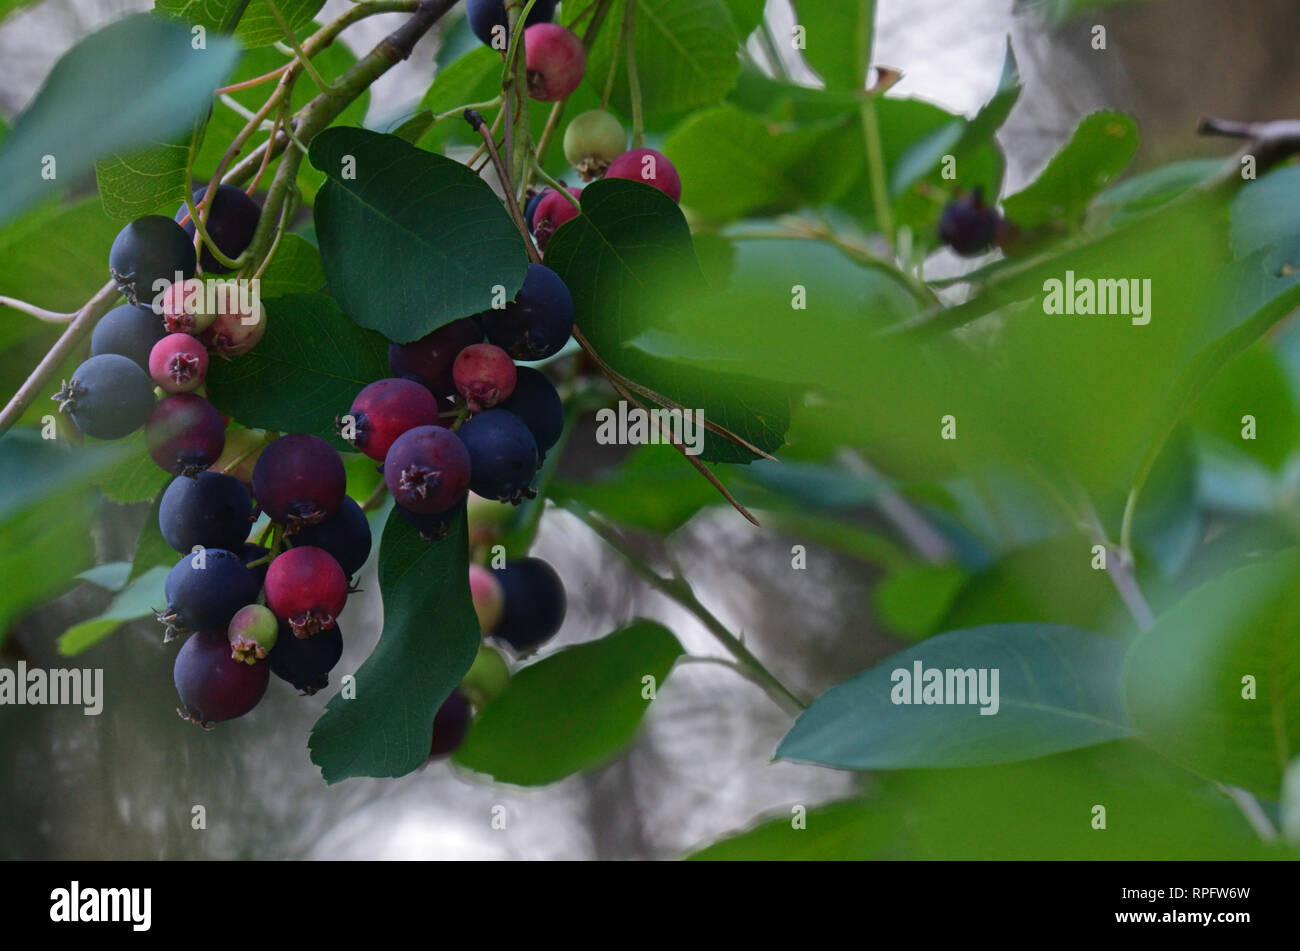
58,186,266,479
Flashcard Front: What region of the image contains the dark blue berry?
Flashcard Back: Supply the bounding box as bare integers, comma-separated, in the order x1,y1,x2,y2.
457,409,539,502
289,495,372,578
429,689,472,758
108,215,196,307
159,471,253,554
481,263,574,361
268,620,343,695
54,353,156,440
91,303,165,371
159,547,259,640
524,189,548,231
938,187,1001,257
176,184,261,274
498,366,564,456
492,558,566,654
466,0,556,47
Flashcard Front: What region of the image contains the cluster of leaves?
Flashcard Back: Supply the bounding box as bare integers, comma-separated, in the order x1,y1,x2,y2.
1,0,1299,860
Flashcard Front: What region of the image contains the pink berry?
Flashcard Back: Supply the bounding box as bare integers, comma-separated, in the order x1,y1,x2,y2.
453,343,517,412
149,333,209,393
340,377,440,461
202,293,265,356
265,545,348,638
524,23,586,101
605,148,682,203
469,564,504,634
160,278,216,335
533,186,582,252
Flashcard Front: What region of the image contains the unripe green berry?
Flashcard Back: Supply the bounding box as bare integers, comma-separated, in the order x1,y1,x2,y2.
460,645,511,707
228,604,279,664
564,109,627,180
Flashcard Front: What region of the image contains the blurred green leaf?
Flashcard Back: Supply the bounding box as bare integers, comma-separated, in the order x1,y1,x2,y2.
874,562,967,640
1231,165,1300,259
96,433,169,504
1094,157,1220,224
723,0,766,36
153,0,251,33
1002,111,1139,229
455,621,683,785
310,506,479,783
0,14,241,226
551,444,722,533
57,566,169,656
778,623,1133,769
789,0,873,91
95,134,195,222
1125,548,1300,797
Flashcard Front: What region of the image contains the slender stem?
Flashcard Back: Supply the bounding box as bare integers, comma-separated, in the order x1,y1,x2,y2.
266,0,334,93
566,503,807,715
1072,484,1156,630
0,297,76,323
860,97,894,250
215,63,291,96
838,450,954,563
469,110,540,263
622,0,644,147
531,159,581,210
502,0,535,200
361,481,389,513
0,280,120,435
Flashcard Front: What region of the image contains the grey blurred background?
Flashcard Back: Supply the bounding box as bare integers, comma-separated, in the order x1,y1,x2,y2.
3,0,1299,859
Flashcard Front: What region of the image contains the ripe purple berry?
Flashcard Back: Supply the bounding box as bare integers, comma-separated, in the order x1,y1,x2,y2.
252,433,347,529
54,354,156,440
481,263,574,361
492,557,566,654
265,545,348,637
384,425,472,515
453,343,517,412
159,547,259,641
176,184,261,274
938,187,1002,256
387,317,483,398
174,629,270,726
227,603,279,663
289,495,372,578
340,377,440,461
269,621,343,695
109,215,197,307
149,333,208,393
524,23,586,102
428,689,472,758
91,303,165,371
159,470,253,554
456,409,539,503
147,393,226,476
606,148,683,203
467,0,556,47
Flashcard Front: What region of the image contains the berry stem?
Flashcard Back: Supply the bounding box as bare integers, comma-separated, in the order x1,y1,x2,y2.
529,158,581,213
0,296,76,324
360,481,390,513
466,109,541,263
859,96,895,252
265,0,335,94
564,502,808,715
215,63,291,96
502,0,537,202
621,0,645,148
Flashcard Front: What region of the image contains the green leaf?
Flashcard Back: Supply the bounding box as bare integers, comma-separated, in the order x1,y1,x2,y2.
0,14,241,226
586,0,743,115
96,433,170,503
153,0,252,33
789,0,874,91
95,135,194,221
778,624,1134,770
1125,549,1300,797
309,506,479,783
309,127,528,342
550,444,724,533
234,0,325,47
1230,165,1300,259
664,106,860,222
1002,111,1139,229
0,0,45,26
1094,157,1220,223
388,109,436,145
58,566,169,656
418,45,501,151
692,741,1289,859
543,178,789,462
454,621,683,785
257,233,327,297
722,0,766,36
874,562,967,641
205,294,389,443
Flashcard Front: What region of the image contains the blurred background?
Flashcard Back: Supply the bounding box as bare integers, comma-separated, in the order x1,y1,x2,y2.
3,0,1299,860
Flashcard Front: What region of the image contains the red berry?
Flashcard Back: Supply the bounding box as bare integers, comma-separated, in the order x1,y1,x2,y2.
340,377,440,461
383,425,472,514
605,148,682,203
469,564,504,634
533,186,581,252
174,629,270,726
524,23,586,101
201,291,265,356
387,317,484,398
147,393,226,476
453,343,517,412
149,333,208,393
159,278,216,335
265,545,348,637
